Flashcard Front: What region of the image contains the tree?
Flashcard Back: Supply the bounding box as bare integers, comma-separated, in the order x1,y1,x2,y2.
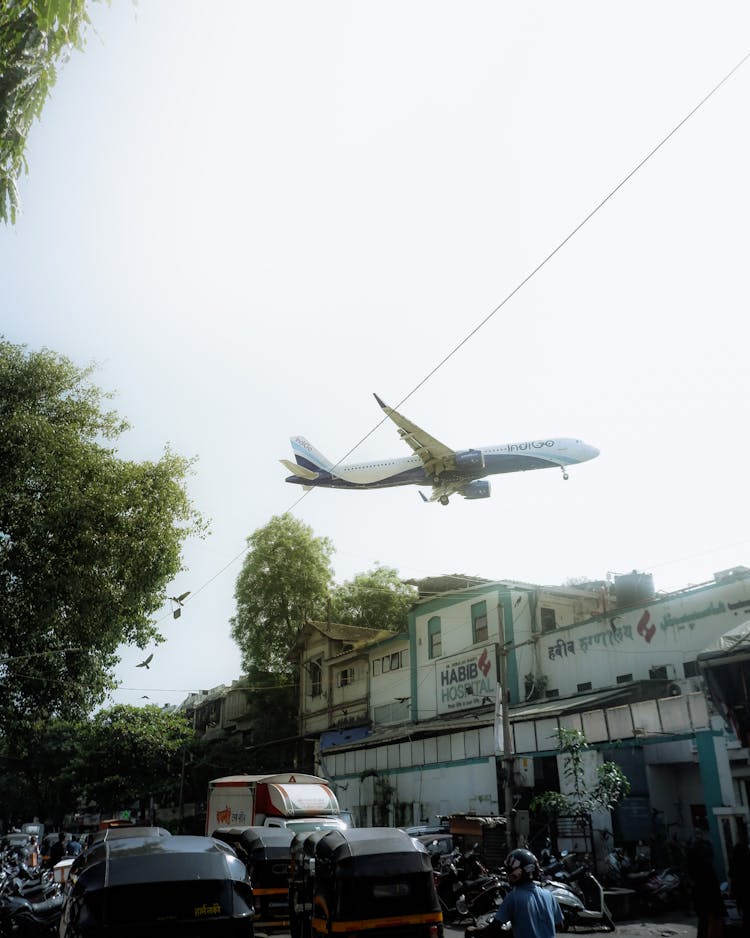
0,340,206,740
0,716,80,827
231,514,334,675
530,727,630,819
1,1,96,224
67,705,194,817
330,565,416,631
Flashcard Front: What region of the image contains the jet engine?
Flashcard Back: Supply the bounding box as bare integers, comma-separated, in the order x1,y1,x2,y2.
460,480,491,500
454,449,486,471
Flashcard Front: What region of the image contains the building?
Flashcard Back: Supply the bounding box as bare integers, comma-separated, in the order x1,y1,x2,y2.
299,567,750,877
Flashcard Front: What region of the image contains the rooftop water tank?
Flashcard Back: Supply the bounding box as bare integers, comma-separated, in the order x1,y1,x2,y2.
614,571,655,607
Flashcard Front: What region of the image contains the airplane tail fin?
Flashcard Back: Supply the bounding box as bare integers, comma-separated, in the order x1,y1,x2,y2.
290,436,336,475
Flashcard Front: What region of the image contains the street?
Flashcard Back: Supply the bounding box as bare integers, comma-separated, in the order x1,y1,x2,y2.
443,912,698,938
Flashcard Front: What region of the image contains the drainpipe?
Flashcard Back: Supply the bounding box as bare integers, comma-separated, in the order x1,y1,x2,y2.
498,602,515,850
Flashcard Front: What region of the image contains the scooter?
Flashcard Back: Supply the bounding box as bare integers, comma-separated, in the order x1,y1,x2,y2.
542,871,615,932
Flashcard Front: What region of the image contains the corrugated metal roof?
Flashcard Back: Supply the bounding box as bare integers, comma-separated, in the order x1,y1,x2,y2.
509,687,631,721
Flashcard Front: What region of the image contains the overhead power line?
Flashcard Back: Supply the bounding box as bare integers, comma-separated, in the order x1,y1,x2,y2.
175,49,750,612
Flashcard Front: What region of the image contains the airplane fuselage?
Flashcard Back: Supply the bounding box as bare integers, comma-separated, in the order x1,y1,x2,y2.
285,438,599,490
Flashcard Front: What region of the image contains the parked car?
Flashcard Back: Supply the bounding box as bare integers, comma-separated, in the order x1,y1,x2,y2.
59,834,255,936
415,832,455,860
0,832,31,855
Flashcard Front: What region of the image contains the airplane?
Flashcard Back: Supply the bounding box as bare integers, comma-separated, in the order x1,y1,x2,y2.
281,394,600,505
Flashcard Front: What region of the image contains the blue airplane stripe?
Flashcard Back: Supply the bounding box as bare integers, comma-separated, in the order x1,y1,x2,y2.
295,454,323,473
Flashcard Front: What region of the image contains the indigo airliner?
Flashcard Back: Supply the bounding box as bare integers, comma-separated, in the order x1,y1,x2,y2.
282,394,600,505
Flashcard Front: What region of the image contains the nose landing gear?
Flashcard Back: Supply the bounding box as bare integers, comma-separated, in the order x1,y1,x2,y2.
561,468,569,481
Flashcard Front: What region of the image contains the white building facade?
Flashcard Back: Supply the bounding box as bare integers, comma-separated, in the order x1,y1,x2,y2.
300,569,750,877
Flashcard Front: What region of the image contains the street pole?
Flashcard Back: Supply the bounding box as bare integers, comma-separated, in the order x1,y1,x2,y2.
497,603,515,851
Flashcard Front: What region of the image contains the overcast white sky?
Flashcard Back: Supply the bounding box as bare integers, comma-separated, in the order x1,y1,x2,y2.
2,2,749,708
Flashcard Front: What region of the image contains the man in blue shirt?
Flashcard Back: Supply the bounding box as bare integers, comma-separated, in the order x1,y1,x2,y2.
467,849,562,938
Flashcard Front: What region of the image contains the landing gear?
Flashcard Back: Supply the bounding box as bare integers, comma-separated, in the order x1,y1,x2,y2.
439,495,450,506
561,468,569,481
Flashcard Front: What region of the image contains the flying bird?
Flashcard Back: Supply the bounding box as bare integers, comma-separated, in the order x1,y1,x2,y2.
136,654,153,669
169,590,191,619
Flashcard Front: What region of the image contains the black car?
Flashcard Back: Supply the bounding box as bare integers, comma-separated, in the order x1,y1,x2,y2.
0,832,31,855
59,834,254,936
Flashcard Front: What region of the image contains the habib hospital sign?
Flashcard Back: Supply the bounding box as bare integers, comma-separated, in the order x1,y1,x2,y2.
437,644,498,715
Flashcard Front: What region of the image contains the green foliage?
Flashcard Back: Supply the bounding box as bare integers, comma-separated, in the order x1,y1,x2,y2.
0,716,80,824
0,340,206,741
68,704,194,814
0,0,96,223
530,727,630,819
231,514,334,674
330,565,416,631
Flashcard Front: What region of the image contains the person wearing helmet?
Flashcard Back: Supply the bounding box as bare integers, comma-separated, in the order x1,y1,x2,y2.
466,848,563,938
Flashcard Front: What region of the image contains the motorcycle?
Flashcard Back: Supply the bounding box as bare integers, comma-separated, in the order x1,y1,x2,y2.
433,846,506,924
0,892,64,937
604,847,684,911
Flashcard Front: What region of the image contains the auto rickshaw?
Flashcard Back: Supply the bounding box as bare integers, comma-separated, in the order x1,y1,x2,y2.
212,826,294,932
302,828,443,938
58,834,255,937
289,829,330,938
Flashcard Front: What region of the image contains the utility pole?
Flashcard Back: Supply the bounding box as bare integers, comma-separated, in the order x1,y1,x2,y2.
497,603,515,850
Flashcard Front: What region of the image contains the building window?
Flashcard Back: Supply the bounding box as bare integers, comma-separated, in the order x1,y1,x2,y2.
373,649,408,675
337,667,355,687
616,673,633,684
373,699,409,724
309,659,322,697
577,682,592,692
649,665,668,680
540,607,557,634
472,601,488,644
428,616,442,659
684,660,699,678
545,688,560,698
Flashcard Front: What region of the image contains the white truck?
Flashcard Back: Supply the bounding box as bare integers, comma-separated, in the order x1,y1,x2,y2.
205,772,349,836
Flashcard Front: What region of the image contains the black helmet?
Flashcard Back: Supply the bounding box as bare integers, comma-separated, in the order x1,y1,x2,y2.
505,848,539,884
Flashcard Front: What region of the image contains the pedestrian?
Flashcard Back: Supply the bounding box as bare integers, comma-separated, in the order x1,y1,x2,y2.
48,831,66,868
686,833,725,938
729,836,750,935
24,835,39,868
66,834,82,857
466,848,563,938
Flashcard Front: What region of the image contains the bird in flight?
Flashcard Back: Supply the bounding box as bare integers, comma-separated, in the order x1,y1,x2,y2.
169,591,191,619
136,654,154,669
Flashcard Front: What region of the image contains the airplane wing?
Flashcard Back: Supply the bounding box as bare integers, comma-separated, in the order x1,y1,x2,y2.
374,394,456,480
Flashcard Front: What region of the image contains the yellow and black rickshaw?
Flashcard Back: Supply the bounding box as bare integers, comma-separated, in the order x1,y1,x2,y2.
302,828,443,938
289,829,330,938
211,826,294,932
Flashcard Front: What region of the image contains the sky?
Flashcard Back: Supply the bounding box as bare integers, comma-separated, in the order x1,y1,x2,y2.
2,2,750,709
